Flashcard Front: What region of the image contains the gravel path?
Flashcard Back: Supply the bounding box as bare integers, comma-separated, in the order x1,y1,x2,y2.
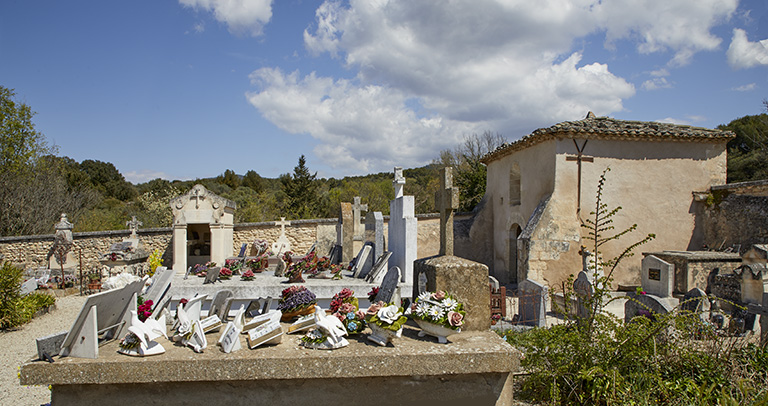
1,294,86,406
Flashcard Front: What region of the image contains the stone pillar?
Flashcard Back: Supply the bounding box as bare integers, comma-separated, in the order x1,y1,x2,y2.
209,224,227,267
388,167,417,286
173,224,187,274
338,202,354,263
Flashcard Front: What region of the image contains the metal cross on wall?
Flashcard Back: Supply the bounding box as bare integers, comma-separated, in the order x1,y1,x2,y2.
565,139,594,217
435,167,459,256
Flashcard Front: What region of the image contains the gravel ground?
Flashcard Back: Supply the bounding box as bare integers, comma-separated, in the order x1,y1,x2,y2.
1,294,86,406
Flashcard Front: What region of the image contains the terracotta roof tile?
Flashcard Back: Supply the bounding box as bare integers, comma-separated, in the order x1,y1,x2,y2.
481,112,735,164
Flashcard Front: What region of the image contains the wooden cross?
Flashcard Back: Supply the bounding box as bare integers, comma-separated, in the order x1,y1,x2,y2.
565,139,594,217
275,217,291,237
435,167,459,256
191,188,205,209
126,216,142,238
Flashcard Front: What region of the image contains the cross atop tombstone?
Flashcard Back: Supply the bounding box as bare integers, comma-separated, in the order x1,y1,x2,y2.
191,187,205,209
435,167,459,256
393,167,406,199
276,217,291,236
352,196,368,237
126,216,142,239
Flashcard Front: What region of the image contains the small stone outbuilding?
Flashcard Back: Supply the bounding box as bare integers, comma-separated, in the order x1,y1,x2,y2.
476,112,734,288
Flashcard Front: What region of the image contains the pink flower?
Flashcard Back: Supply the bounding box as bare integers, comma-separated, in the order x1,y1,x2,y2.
432,291,446,301
355,310,366,320
339,302,356,314
334,312,345,323
366,303,382,316
447,311,463,327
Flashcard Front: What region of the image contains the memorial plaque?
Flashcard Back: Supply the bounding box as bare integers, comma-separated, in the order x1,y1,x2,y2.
648,268,661,281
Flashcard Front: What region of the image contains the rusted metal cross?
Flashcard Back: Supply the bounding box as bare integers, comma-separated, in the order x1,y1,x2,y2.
565,139,594,217
435,167,459,256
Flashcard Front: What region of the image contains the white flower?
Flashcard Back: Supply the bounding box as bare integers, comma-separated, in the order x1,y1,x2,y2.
377,305,402,324
427,305,444,320
441,298,458,311
417,291,432,302
415,302,430,317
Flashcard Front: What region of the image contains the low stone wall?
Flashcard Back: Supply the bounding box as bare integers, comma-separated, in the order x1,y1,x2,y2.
0,215,443,272
702,189,768,254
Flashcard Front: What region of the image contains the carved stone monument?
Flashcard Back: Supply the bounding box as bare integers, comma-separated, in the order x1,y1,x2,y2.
388,167,417,284
413,167,490,331
337,202,354,263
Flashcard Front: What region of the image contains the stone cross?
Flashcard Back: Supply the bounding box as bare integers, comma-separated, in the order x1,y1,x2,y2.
352,196,368,238
435,167,459,256
276,217,291,236
126,216,142,238
393,167,406,199
191,187,205,209
565,139,594,217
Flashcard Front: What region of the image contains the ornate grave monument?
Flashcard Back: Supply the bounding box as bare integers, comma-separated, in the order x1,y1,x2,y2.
170,184,236,273
98,216,150,275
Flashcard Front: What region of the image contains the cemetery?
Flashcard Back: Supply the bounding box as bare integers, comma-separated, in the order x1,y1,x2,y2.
4,115,768,405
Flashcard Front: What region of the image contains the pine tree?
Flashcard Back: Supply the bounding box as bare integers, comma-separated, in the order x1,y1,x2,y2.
281,155,319,219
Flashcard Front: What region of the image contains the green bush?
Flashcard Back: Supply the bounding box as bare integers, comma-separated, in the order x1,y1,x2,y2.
0,261,56,329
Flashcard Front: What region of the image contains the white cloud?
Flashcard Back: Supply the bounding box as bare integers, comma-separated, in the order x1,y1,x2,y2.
657,117,692,125
179,0,273,36
245,0,738,174
727,28,768,69
124,170,180,184
642,77,672,91
732,83,757,92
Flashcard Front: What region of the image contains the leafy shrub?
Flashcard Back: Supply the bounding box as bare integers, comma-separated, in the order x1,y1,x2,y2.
0,261,56,329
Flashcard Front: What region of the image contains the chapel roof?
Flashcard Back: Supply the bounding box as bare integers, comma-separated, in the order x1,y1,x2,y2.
480,112,736,164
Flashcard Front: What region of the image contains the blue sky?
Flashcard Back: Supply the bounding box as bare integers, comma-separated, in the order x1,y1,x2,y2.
2,0,767,183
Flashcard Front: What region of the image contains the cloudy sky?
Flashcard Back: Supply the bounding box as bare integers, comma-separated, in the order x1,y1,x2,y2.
2,0,767,182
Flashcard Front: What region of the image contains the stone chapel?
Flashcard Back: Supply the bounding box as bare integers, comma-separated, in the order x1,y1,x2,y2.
474,112,734,288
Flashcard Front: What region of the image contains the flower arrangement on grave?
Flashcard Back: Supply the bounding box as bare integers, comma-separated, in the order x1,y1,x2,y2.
491,313,501,325
218,267,233,280
330,288,365,334
285,251,316,283
224,259,243,274
119,331,142,351
368,287,380,302
246,255,268,273
241,269,255,281
137,297,153,322
330,264,343,280
252,239,270,257
147,249,163,277
193,261,216,277
410,291,465,330
277,285,317,321
365,301,407,346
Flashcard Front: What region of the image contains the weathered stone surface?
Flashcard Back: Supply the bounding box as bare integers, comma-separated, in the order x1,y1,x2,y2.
413,255,491,331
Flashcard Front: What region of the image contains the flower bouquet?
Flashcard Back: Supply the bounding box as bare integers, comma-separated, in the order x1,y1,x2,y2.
365,301,407,346
277,285,317,322
137,298,153,322
224,259,243,274
241,269,255,281
409,291,465,343
252,239,270,257
218,267,233,280
330,288,365,335
247,255,268,273
193,261,216,278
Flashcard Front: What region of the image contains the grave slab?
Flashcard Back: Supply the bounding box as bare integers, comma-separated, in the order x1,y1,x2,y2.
20,326,519,406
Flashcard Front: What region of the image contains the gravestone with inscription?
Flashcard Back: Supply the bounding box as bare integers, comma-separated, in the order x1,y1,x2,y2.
572,271,593,319
374,266,401,305
641,255,674,298
518,279,548,327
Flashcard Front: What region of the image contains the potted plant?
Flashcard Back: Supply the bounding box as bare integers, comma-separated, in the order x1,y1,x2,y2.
246,255,268,273
330,288,366,335
147,249,163,277
365,301,407,346
87,272,102,291
277,285,317,322
409,291,465,343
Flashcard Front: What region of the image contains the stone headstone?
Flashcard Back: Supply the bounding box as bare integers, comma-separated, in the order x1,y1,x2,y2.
203,267,220,284
389,167,417,285
518,279,548,327
218,321,241,353
365,251,393,284
374,266,401,304
351,245,372,278
208,290,234,320
624,292,674,323
641,255,674,298
734,264,767,305
681,287,710,314
337,202,354,263
236,243,248,258
352,196,368,241
327,244,341,265
274,257,286,277
271,217,292,254
572,271,593,319
144,267,173,311
365,211,385,262
435,167,459,256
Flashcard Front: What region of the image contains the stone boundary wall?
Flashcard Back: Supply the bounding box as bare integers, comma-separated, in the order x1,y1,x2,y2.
701,193,768,254
0,214,445,272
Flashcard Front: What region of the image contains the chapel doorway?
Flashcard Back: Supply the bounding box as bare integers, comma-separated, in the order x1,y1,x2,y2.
509,224,522,284
187,223,211,268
